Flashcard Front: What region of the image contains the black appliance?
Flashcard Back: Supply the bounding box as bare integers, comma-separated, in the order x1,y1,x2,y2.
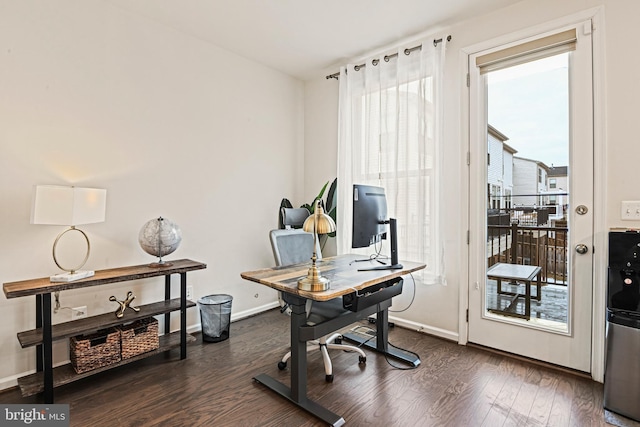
604,231,640,421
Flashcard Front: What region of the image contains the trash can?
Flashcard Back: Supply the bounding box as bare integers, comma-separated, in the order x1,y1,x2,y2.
198,294,233,342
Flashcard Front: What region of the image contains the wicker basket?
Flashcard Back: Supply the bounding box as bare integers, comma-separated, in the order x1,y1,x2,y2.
118,317,159,359
70,328,121,374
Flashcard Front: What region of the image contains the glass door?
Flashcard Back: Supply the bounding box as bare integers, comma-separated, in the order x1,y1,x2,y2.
467,23,594,372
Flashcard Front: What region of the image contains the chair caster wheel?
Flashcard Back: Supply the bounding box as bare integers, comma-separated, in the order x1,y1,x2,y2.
359,356,366,364
325,374,334,382
277,361,287,370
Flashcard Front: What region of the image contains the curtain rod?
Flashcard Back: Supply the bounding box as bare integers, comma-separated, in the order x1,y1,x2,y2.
325,35,451,80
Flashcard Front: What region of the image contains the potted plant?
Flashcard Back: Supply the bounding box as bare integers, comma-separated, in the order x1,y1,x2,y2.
279,178,337,246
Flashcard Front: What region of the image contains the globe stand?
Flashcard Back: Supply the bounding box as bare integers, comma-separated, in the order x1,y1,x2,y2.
147,257,173,268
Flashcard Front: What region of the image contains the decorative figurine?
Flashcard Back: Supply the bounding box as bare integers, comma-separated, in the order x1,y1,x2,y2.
109,291,141,318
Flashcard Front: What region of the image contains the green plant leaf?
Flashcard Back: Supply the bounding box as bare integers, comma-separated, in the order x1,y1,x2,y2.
316,181,329,200
326,178,337,213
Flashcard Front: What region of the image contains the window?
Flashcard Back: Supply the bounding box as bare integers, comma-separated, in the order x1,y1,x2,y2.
505,189,512,209
336,38,447,285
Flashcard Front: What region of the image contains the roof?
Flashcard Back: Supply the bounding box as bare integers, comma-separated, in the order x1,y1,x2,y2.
548,166,568,177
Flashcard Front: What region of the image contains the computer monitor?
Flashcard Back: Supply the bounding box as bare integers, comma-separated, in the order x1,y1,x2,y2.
351,184,402,271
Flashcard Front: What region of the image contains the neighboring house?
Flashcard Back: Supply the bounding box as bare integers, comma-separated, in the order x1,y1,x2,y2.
545,165,569,220
487,125,516,210
548,165,568,192
512,156,550,207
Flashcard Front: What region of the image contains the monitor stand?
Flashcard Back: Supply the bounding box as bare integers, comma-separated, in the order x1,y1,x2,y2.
358,218,403,271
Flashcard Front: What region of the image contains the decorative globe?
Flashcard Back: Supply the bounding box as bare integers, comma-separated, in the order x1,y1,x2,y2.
138,217,182,265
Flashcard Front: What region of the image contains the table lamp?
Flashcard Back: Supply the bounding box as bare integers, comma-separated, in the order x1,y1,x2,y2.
31,185,107,282
297,199,336,291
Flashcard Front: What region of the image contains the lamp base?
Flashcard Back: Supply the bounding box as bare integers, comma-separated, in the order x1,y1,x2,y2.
297,272,331,292
49,270,95,283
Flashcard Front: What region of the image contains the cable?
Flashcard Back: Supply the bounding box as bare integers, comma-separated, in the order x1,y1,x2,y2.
388,272,416,313
350,323,419,371
348,250,388,266
383,341,420,371
53,291,85,317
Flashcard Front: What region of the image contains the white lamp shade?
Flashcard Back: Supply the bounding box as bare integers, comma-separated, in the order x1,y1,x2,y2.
31,185,107,226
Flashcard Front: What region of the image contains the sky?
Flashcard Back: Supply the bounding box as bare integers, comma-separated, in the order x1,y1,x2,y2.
487,53,569,168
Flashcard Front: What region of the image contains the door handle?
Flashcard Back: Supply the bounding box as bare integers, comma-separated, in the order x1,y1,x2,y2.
575,244,589,254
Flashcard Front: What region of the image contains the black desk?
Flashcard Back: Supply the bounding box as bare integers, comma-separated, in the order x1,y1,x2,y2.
241,254,425,426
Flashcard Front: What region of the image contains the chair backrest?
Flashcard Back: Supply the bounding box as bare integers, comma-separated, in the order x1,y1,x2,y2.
270,229,321,267
280,207,310,229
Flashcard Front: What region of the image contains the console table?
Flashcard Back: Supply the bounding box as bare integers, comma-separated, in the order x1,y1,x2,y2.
3,259,206,403
241,254,425,426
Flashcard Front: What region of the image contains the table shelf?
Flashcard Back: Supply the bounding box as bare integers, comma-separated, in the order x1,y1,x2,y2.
17,299,196,348
17,332,195,397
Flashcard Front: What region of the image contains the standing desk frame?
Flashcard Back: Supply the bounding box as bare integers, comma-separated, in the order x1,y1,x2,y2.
241,254,425,426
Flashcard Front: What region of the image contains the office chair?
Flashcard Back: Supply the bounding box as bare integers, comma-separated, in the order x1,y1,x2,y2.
269,227,366,382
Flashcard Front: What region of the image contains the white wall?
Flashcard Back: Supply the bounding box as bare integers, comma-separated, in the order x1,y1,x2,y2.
0,0,304,387
304,0,640,345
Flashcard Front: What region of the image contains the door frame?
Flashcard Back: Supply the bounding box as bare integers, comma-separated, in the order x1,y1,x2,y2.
458,7,607,381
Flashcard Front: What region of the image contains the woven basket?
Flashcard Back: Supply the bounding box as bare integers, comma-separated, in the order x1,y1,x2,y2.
118,317,159,359
70,328,121,374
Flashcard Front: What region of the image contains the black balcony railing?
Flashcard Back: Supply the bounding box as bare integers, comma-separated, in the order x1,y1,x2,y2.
487,222,568,285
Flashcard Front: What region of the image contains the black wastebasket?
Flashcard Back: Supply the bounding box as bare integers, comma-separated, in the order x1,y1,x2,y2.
198,294,233,342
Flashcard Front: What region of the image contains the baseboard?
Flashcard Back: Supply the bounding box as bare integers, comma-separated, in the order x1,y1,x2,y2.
0,374,21,392
186,301,279,334
388,315,459,342
231,301,280,322
0,359,72,393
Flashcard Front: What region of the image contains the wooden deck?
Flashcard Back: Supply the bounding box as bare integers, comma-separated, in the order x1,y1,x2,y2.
486,279,569,324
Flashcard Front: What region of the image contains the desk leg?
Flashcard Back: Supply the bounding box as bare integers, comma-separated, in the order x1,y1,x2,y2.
42,293,54,403
289,298,307,401
343,305,420,368
253,296,345,426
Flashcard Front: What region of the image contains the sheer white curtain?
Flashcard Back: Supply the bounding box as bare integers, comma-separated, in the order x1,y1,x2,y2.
336,37,447,285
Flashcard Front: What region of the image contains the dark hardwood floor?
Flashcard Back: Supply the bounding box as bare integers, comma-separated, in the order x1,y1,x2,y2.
0,309,618,426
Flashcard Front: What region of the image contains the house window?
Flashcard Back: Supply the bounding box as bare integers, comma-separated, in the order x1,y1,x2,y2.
550,178,557,189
